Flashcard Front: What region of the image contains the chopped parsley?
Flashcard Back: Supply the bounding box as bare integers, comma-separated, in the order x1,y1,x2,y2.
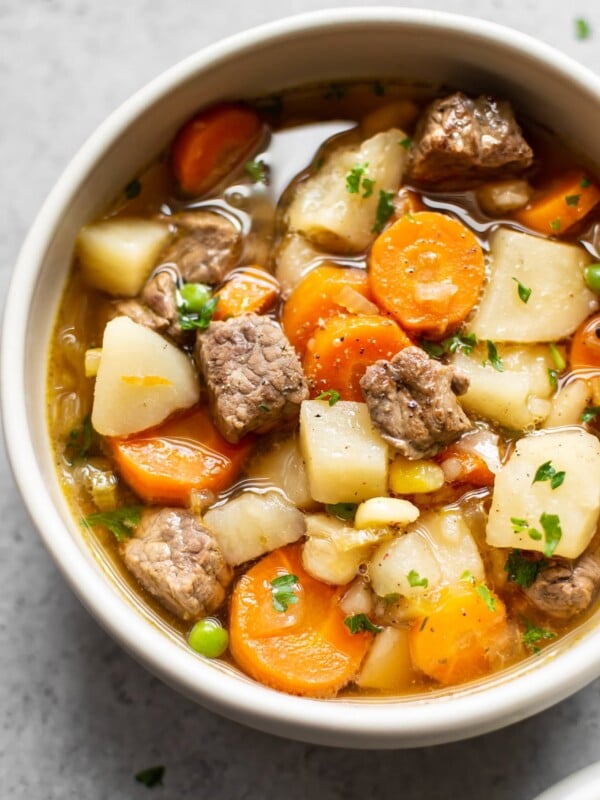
505,550,546,588
476,584,496,612
540,512,562,557
258,404,270,412
532,460,565,490
420,332,478,359
549,343,566,370
548,368,559,389
512,277,532,304
483,340,504,371
178,296,219,330
344,613,382,635
399,137,412,150
324,83,347,100
550,218,562,232
581,405,600,423
245,158,267,183
135,765,165,788
460,570,475,583
528,528,543,541
372,190,395,233
407,570,428,588
124,178,142,199
565,193,581,207
316,389,341,406
575,17,592,40
64,415,94,464
510,517,528,534
522,617,556,653
326,502,357,521
384,592,400,605
581,177,592,188
345,163,374,197
270,573,300,613
83,506,143,543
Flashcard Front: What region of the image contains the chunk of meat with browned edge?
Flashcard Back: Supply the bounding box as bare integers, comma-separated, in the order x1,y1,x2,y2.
120,507,232,621
409,92,533,187
113,269,185,343
360,346,472,459
160,210,242,284
196,313,308,443
524,552,600,619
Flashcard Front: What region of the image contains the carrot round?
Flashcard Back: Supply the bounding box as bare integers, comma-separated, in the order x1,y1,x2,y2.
171,103,262,195
303,314,411,402
109,406,253,505
213,266,279,321
229,543,372,697
369,211,485,338
569,313,600,370
514,171,600,235
281,264,374,357
409,583,507,685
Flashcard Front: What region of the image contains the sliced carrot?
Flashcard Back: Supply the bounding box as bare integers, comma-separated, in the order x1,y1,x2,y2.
409,583,507,685
437,446,495,487
514,171,600,235
109,406,252,505
369,211,485,338
213,266,279,320
229,543,372,697
569,313,600,370
171,103,262,195
303,314,411,402
281,264,375,357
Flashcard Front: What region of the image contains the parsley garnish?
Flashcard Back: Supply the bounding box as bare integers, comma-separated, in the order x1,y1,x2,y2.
532,460,566,490
420,332,478,358
326,502,357,521
575,17,592,40
325,83,347,100
124,178,142,199
344,614,382,635
259,404,270,412
476,584,496,612
582,406,600,423
581,177,592,188
64,415,93,464
399,137,412,150
511,517,528,534
512,277,532,304
407,570,428,588
483,340,504,371
372,190,395,233
384,592,400,605
178,296,219,330
245,159,267,183
548,368,559,389
540,512,563,557
345,164,374,198
505,550,546,588
550,218,561,232
549,343,566,370
83,506,143,543
528,528,543,541
522,616,556,653
565,193,580,207
316,389,341,406
270,573,299,613
460,570,475,583
135,765,165,788
361,178,375,198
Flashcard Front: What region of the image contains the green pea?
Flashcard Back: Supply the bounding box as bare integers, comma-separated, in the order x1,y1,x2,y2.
188,618,229,658
584,264,600,294
180,283,212,312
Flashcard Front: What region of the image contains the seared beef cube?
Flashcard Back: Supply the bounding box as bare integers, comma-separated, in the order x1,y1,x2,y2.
161,210,242,284
409,92,533,186
196,314,308,443
113,269,184,343
360,346,472,459
524,552,600,619
121,508,232,621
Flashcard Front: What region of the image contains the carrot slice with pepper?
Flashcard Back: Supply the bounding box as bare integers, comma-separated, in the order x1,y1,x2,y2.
281,264,375,356
514,171,600,235
213,266,279,320
229,543,372,697
303,314,411,402
569,313,600,370
109,406,252,505
369,211,485,338
171,103,262,195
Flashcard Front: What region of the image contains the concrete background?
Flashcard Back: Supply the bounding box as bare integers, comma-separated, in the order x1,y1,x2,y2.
1,1,600,797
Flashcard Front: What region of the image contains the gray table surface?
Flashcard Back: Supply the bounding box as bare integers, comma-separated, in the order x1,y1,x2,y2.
2,0,600,797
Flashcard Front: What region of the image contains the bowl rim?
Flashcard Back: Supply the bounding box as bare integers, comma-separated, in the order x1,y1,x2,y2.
4,6,600,747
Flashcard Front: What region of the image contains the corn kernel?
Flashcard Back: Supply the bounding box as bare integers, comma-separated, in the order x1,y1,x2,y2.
389,456,445,494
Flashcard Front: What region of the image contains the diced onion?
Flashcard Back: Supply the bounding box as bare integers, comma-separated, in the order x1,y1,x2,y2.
335,285,379,316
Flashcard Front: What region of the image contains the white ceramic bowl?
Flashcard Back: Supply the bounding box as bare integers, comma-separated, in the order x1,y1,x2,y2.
3,8,600,749
534,762,600,800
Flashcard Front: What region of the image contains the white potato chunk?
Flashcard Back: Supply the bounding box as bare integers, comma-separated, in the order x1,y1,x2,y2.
354,497,419,529
274,233,325,296
204,490,305,566
486,429,600,558
76,217,171,297
469,228,596,342
299,400,389,503
370,532,442,599
91,317,198,436
544,379,590,428
356,627,415,692
246,435,316,510
287,129,407,253
452,344,555,429
417,510,485,585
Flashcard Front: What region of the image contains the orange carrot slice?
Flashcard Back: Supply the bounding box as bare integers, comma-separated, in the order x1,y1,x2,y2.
569,313,600,370
514,171,600,235
213,266,279,320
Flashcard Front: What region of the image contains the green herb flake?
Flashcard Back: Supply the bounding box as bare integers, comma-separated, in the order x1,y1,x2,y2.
245,158,267,183
575,17,592,40
512,277,532,304
407,570,428,588
581,177,592,188
135,765,165,788
124,178,142,199
326,502,357,521
548,343,566,370
361,177,375,198
540,512,563,558
550,218,562,232
548,368,559,389
372,190,396,233
83,506,143,543
460,570,475,584
344,613,383,635
582,405,600,423
522,616,556,653
528,528,543,541
483,340,504,372
325,83,347,100
421,332,478,359
178,296,219,330
383,592,400,605
476,584,496,613
346,164,365,194
565,193,581,207
399,136,412,150
511,517,528,534
259,404,270,412
532,460,565,490
373,81,385,97
64,415,94,464
270,573,300,613
505,550,546,589
316,389,341,406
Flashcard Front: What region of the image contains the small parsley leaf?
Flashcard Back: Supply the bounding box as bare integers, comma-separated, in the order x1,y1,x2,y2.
505,550,546,589
270,573,299,613
512,277,532,304
522,616,556,653
548,368,559,389
399,137,412,150
511,517,528,534
582,406,600,423
581,177,592,188
549,343,566,370
407,570,428,588
83,506,143,543
316,389,341,406
550,218,561,232
346,164,365,194
532,460,565,490
565,193,581,207
245,159,267,183
575,17,592,40
483,340,504,371
540,512,562,558
344,614,382,635
64,415,94,464
384,592,400,605
135,765,165,788
326,502,357,521
372,190,395,233
476,584,496,612
361,177,375,198
420,332,478,359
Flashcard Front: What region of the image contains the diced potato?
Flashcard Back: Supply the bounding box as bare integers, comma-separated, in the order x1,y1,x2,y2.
246,435,316,510
91,317,198,436
486,429,600,558
370,532,441,599
356,627,416,692
469,228,597,342
354,497,419,529
274,233,325,296
287,129,407,253
299,400,389,503
76,217,172,297
339,578,374,616
389,456,445,494
204,490,305,566
417,510,485,585
84,347,102,378
544,379,590,428
452,344,555,429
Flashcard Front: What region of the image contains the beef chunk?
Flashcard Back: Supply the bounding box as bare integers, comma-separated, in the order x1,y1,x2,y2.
196,313,308,443
161,210,242,284
113,269,184,342
524,552,600,619
360,346,472,459
409,92,533,187
121,508,232,621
